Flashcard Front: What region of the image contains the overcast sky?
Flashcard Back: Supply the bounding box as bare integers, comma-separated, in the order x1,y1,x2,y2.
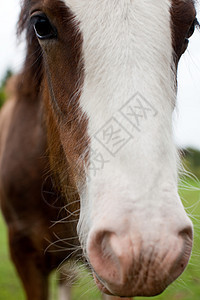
1,1,200,150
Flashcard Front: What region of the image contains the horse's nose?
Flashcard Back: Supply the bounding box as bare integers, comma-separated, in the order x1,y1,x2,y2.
87,225,193,297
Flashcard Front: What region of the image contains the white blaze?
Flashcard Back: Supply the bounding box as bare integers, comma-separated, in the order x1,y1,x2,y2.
63,0,190,249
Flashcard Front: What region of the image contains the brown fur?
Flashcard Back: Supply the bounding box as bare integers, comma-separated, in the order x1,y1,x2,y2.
0,0,86,299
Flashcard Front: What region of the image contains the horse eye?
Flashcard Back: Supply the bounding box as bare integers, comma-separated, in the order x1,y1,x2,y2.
186,18,197,39
31,15,57,40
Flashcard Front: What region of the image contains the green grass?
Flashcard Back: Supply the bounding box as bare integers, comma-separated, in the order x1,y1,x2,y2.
0,180,200,300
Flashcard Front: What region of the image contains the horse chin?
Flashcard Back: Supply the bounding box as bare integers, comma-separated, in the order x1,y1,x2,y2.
92,270,166,298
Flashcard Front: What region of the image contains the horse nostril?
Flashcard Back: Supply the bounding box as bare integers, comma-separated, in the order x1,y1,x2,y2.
178,223,193,263
88,229,135,289
167,223,193,284
88,230,118,276
179,224,193,242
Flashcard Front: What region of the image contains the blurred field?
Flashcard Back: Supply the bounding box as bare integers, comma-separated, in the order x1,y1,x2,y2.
0,179,200,300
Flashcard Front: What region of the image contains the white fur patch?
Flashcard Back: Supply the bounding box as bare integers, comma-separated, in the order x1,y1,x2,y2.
62,0,192,249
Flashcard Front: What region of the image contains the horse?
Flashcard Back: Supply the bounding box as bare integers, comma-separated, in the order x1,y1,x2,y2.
0,0,198,299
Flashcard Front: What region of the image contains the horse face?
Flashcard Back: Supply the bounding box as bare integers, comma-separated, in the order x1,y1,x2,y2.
29,0,196,297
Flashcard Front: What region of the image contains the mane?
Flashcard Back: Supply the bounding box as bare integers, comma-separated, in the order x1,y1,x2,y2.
17,0,43,100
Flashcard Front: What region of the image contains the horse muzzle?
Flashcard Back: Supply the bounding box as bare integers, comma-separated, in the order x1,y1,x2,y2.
87,224,193,297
